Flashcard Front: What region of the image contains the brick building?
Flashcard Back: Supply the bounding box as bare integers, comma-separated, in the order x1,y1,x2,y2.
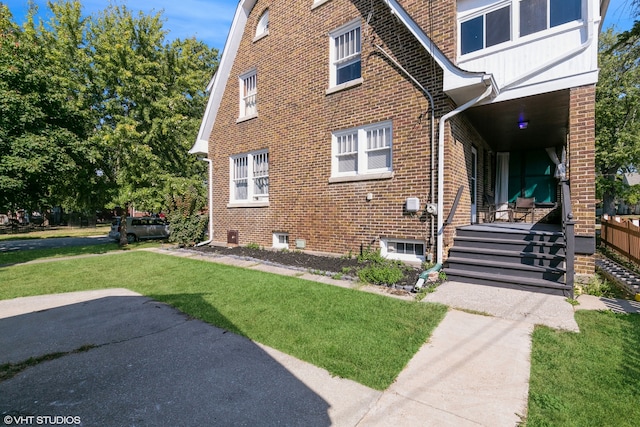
191,0,608,294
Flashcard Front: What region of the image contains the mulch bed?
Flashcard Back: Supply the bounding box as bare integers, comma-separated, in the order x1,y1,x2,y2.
189,245,422,290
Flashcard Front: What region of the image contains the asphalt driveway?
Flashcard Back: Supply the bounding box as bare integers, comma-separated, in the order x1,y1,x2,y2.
0,236,111,254
0,289,377,427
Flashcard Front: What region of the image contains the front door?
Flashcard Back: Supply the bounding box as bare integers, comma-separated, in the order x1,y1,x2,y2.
471,147,477,223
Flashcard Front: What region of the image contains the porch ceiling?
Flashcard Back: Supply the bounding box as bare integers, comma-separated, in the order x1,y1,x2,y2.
464,89,570,152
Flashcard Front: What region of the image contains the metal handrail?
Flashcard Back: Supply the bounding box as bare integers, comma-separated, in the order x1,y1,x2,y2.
445,186,465,226
561,179,575,298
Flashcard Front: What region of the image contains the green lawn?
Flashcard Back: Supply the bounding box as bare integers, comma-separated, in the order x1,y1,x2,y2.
0,251,447,390
527,310,640,426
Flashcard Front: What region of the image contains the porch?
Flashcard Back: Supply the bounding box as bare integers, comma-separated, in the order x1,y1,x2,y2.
444,222,572,297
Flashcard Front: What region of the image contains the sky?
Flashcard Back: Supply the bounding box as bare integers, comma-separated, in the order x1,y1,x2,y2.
2,0,638,51
2,0,238,50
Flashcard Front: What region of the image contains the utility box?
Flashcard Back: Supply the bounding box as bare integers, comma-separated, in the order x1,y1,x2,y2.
406,197,420,213
227,230,238,245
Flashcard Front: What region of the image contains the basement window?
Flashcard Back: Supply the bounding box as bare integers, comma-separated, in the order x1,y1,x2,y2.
273,232,289,249
381,239,426,263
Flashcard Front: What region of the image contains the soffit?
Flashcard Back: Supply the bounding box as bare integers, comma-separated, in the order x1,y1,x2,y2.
464,89,570,152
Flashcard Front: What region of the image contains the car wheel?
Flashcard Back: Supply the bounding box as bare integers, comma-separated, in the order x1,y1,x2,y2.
127,234,137,244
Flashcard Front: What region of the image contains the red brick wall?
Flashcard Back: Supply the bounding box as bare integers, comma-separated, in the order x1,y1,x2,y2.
208,0,465,258
568,85,596,274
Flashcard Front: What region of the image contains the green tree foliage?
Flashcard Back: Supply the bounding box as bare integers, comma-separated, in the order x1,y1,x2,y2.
0,3,99,215
0,1,217,243
596,28,640,214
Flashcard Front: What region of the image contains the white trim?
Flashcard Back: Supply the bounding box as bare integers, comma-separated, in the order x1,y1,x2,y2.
325,77,363,95
239,68,257,119
328,171,394,184
380,238,426,263
227,202,270,208
329,19,362,88
272,232,289,249
229,150,269,205
331,121,393,179
311,0,332,10
190,0,259,155
255,9,269,39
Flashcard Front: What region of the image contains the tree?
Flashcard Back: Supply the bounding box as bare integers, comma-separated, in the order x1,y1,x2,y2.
86,4,217,244
0,1,218,241
596,28,640,215
0,3,100,217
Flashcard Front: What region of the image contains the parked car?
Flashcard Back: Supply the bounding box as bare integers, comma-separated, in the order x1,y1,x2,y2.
109,216,170,243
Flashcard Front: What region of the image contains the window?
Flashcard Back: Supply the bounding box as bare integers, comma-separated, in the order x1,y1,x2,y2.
255,9,269,39
230,150,269,203
272,232,289,249
330,20,361,87
381,239,426,263
332,122,392,178
520,0,581,37
239,69,257,119
461,5,511,55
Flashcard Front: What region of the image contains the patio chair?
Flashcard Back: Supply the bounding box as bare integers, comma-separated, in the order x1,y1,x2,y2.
510,197,536,222
484,194,511,222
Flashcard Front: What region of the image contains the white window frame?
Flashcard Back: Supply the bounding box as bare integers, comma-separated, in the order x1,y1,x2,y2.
229,150,269,206
380,239,426,263
254,9,269,40
459,2,512,56
238,69,257,121
331,121,393,180
458,0,583,57
519,0,582,37
272,232,289,249
328,19,362,90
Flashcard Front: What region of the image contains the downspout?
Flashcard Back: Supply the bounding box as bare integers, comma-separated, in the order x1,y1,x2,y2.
414,80,494,290
436,80,494,265
373,44,436,248
196,157,214,247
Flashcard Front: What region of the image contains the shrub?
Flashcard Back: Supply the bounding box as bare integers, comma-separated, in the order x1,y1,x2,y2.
357,263,404,285
166,184,208,247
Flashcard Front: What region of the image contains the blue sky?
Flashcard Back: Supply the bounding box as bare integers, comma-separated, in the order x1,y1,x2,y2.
2,0,637,51
2,0,238,50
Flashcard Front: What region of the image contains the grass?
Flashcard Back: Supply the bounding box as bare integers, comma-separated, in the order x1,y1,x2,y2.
526,310,640,426
0,251,447,390
0,225,110,241
0,241,162,266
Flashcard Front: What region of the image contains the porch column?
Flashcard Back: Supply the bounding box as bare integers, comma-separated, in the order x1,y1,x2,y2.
568,85,596,275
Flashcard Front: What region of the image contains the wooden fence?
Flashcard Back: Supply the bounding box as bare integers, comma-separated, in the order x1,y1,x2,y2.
601,216,640,267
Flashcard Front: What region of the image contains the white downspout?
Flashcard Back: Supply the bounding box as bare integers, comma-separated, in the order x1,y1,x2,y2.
196,157,214,247
437,82,494,264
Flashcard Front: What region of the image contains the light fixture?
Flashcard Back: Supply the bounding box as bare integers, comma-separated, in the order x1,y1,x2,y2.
518,120,529,130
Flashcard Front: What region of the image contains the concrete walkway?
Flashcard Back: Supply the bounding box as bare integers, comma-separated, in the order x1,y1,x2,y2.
2,248,639,426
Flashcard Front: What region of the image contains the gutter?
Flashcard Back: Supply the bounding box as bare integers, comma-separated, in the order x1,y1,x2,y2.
196,157,214,247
